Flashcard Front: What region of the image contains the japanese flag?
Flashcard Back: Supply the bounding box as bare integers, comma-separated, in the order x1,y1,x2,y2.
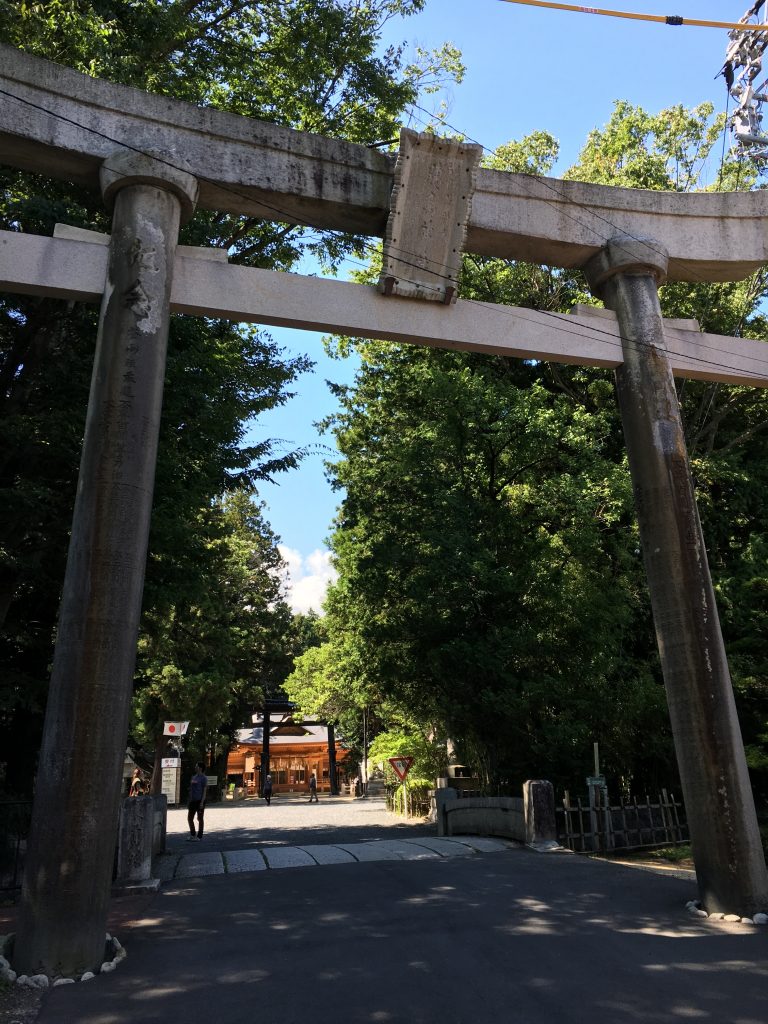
163,721,189,736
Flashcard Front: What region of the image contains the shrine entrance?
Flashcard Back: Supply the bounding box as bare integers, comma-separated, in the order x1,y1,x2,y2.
2,40,768,975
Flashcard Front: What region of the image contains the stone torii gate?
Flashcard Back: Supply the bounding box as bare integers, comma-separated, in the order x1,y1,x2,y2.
2,43,768,974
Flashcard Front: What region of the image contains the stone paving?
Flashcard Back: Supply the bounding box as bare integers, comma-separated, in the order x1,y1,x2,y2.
156,794,519,881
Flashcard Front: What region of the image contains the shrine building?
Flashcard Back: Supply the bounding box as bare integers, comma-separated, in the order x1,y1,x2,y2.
226,713,350,796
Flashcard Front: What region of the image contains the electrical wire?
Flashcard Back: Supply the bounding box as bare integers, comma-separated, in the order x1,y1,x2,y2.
717,89,732,191
401,104,768,379
2,82,768,384
346,102,768,381
4,82,768,385
407,102,731,293
405,102,768,379
496,0,768,33
0,84,742,302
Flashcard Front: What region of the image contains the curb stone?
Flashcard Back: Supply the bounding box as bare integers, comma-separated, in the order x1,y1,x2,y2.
685,900,768,926
0,933,126,987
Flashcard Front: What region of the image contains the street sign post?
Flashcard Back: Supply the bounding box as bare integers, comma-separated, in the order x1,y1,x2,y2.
388,756,414,816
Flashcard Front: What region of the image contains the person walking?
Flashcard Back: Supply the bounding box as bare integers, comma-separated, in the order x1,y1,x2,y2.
308,772,318,803
263,773,273,805
187,762,208,841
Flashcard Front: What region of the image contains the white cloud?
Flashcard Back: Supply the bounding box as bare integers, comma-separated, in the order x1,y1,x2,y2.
278,545,337,615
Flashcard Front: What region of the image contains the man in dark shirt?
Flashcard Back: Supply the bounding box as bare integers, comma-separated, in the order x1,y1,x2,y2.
187,762,208,841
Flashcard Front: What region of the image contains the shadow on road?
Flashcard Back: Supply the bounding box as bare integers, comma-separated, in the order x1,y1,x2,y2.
38,851,768,1024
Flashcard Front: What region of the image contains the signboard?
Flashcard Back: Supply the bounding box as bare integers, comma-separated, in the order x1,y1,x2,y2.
163,721,189,736
388,756,414,782
161,757,180,768
161,763,180,805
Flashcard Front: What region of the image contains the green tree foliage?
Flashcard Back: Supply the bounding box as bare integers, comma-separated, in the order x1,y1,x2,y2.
285,633,441,781
566,100,768,799
285,640,374,761
0,0,462,792
321,340,669,791
367,726,446,787
135,492,293,770
306,102,768,797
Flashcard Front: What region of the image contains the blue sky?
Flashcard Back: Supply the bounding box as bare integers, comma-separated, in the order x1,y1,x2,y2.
250,0,751,611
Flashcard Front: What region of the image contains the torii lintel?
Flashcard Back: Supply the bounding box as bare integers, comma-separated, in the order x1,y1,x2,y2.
3,42,768,283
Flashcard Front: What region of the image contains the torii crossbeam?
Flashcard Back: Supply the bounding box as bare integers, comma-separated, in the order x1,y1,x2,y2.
1,43,767,975
3,224,768,387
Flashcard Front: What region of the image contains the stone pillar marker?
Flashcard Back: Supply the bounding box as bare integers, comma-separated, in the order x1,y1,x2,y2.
523,779,557,849
14,151,198,977
114,793,166,889
585,236,768,916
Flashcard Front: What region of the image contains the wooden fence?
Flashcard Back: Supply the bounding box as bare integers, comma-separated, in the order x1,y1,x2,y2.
385,785,431,819
556,789,688,853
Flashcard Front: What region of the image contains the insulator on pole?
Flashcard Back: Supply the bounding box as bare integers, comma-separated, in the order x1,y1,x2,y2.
722,4,768,165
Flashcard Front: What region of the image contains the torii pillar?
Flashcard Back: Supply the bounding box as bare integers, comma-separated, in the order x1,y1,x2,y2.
14,151,198,976
585,237,768,916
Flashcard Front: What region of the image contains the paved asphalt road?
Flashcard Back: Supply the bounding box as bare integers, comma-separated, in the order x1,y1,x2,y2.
31,797,768,1024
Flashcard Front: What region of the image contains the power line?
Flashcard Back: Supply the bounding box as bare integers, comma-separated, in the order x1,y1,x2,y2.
402,106,768,379
406,98,768,380
406,102,730,292
2,84,768,384
496,0,768,32
0,84,741,299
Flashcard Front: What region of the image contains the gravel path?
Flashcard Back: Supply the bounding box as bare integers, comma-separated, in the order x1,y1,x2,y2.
164,793,434,854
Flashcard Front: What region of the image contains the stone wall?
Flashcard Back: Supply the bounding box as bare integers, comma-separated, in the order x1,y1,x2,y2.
435,780,558,850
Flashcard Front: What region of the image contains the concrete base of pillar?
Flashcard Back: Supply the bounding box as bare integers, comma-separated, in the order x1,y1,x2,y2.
111,878,161,897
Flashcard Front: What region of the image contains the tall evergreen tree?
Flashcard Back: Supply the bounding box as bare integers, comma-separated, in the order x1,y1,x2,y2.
0,0,462,793
311,106,768,796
